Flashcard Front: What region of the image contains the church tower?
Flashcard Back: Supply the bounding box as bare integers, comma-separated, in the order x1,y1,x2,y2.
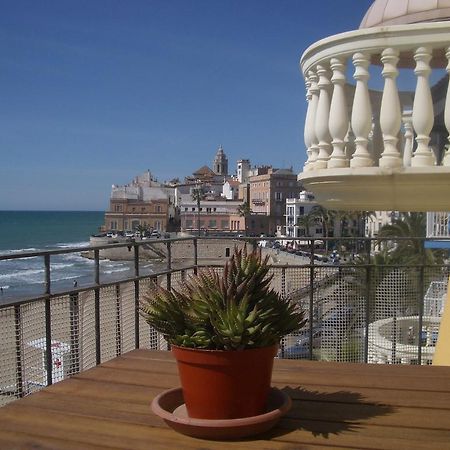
213,145,228,176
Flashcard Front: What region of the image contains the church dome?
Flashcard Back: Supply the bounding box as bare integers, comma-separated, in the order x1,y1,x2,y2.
360,0,450,29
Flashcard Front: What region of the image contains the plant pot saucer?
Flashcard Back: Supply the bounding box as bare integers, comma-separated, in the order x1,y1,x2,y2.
151,387,291,440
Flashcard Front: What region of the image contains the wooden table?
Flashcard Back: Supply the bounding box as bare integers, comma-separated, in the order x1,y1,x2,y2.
0,349,450,449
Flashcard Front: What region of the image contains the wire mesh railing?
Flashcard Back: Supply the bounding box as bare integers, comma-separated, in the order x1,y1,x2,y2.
0,235,449,406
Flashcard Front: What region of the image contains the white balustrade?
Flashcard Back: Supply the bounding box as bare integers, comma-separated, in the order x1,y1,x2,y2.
379,48,402,168
307,71,320,169
443,47,450,167
303,77,313,171
328,57,349,168
314,65,332,169
350,53,373,168
411,47,436,167
402,111,414,168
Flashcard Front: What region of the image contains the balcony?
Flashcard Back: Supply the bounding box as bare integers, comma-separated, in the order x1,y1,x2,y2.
0,236,449,407
299,22,450,211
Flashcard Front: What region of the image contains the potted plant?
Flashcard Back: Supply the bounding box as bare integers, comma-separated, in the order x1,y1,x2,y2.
140,246,306,420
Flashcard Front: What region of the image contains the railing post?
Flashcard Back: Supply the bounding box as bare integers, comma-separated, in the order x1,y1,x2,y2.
134,244,140,350
193,237,198,275
44,253,52,386
14,305,24,397
281,267,286,298
309,239,315,360
94,249,101,365
115,284,122,357
166,241,172,291
417,239,425,365
69,292,80,375
364,238,371,363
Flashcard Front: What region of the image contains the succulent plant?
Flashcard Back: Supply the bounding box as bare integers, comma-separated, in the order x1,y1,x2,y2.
140,246,307,350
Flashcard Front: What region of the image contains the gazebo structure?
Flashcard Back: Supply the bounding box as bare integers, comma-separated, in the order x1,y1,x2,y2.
298,0,450,211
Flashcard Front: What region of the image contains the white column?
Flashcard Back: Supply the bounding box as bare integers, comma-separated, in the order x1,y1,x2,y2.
328,57,349,168
402,111,414,167
443,47,450,166
379,48,402,168
308,70,320,169
411,47,436,167
314,65,332,169
350,53,373,168
303,77,313,171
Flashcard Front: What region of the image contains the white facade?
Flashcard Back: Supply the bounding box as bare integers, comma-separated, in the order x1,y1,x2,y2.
365,211,399,237
236,159,251,183
222,181,239,200
285,191,322,238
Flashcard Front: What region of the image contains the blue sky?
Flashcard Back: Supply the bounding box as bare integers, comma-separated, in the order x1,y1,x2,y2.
0,0,373,210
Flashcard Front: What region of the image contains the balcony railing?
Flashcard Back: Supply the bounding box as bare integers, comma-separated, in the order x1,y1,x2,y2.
0,236,448,406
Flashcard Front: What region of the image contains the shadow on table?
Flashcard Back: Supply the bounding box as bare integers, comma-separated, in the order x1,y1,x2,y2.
262,386,395,439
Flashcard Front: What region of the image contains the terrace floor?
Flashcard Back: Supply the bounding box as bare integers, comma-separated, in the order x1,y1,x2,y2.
0,349,450,449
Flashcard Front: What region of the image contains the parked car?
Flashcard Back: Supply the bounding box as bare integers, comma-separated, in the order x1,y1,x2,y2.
279,328,323,359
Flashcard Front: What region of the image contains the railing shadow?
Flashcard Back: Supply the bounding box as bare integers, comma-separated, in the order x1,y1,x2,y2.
261,386,395,439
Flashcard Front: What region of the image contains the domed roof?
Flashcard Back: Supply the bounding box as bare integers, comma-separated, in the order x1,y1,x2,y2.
360,0,450,29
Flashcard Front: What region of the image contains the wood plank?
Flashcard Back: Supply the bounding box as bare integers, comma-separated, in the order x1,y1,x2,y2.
272,382,450,409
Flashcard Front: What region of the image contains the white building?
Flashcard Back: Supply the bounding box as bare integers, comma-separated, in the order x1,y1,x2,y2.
285,191,322,238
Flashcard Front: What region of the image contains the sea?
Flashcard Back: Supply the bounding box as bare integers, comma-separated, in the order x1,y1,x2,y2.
0,211,143,302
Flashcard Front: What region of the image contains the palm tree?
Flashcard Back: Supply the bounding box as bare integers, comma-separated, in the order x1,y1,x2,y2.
311,205,335,252
135,224,149,238
297,211,315,237
191,185,205,236
376,212,442,266
237,202,252,235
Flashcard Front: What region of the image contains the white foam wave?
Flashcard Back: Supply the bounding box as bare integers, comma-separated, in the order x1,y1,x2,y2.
0,269,45,280
103,267,130,274
55,242,89,249
0,285,10,289
51,263,75,269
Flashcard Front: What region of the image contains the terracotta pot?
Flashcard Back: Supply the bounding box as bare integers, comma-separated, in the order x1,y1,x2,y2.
171,344,278,420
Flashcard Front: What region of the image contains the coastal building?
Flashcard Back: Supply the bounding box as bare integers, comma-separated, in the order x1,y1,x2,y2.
103,171,176,232
179,195,241,233
285,191,322,238
249,167,302,235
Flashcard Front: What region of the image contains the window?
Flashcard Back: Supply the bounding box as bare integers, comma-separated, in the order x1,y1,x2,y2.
209,219,216,228
141,207,145,212
275,192,282,201
185,207,188,212
186,219,193,228
221,220,229,229
192,207,195,212
207,208,211,213
300,207,304,215
156,205,161,213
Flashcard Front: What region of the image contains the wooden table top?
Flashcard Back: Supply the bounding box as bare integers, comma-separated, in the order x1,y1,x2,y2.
0,349,450,449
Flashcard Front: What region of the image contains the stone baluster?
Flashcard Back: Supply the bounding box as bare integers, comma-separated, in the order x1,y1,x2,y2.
379,48,402,168
303,77,313,171
328,57,349,168
308,71,320,169
411,47,436,167
350,53,373,167
443,47,450,166
314,65,332,169
402,111,414,167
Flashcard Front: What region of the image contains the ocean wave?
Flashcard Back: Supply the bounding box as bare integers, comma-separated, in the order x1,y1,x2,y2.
0,269,45,280
55,242,89,249
103,267,130,274
50,262,76,269
0,285,10,289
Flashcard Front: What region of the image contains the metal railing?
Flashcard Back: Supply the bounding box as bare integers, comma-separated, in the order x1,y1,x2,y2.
0,235,449,405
